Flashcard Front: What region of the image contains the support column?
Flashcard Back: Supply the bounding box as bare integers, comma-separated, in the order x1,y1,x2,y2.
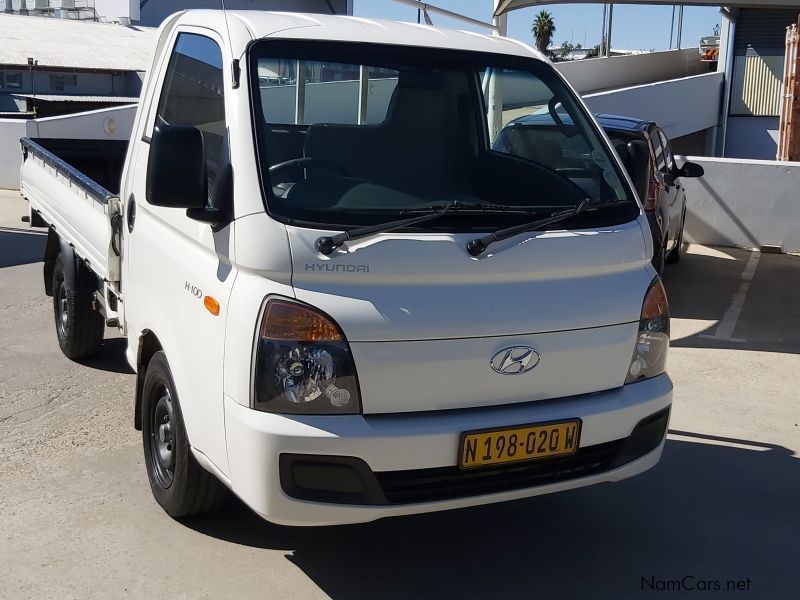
719,7,738,156
357,64,369,125
601,5,607,56
294,60,306,125
487,1,508,144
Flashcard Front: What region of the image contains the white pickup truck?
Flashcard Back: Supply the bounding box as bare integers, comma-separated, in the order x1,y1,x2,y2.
20,10,672,526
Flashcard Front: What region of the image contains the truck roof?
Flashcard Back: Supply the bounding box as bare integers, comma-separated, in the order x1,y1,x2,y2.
173,10,546,60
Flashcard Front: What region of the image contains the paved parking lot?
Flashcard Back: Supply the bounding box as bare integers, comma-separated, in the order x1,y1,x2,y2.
0,190,797,599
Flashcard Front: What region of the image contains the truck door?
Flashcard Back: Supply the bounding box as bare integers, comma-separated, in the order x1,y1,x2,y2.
124,30,234,475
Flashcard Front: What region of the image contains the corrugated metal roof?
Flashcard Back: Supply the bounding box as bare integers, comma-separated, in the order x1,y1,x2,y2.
0,14,156,71
11,93,139,103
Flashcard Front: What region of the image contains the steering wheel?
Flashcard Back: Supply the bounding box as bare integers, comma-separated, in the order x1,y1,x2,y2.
268,157,351,180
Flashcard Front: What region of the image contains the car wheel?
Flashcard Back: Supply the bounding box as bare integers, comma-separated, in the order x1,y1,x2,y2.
142,351,227,518
52,254,104,359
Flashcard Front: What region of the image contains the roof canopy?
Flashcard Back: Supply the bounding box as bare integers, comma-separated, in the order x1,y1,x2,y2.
0,14,155,71
494,0,800,15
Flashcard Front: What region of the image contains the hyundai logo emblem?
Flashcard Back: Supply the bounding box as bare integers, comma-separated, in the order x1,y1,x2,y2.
490,346,541,375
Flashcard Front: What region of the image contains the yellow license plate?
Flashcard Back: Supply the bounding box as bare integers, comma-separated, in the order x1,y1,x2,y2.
459,419,581,469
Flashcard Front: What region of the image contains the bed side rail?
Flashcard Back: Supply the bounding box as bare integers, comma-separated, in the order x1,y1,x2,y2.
20,137,116,206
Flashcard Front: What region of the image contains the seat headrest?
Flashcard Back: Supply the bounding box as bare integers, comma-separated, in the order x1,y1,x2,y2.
388,71,447,129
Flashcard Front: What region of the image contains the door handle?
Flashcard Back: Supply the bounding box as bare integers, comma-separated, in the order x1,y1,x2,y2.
126,194,136,233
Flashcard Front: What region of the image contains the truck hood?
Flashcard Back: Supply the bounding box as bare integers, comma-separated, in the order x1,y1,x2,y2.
287,217,653,343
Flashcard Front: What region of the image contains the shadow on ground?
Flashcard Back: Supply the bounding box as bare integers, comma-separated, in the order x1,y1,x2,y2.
663,247,800,355
184,434,797,599
79,337,134,374
0,227,45,268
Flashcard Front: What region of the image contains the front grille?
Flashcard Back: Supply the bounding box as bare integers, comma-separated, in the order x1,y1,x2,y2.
374,439,626,504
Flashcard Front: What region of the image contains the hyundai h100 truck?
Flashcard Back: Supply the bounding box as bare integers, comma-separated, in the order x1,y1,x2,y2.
20,10,672,526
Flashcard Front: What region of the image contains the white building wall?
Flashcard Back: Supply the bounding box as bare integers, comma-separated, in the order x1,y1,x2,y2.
582,72,724,140
724,116,779,160
93,0,140,23
556,48,704,94
137,0,350,27
0,119,30,189
681,155,800,253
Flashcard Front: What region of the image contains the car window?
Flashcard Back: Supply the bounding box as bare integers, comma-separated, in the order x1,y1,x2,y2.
485,68,629,205
657,129,675,171
258,60,399,125
156,33,227,199
249,41,638,229
604,130,638,161
649,130,666,172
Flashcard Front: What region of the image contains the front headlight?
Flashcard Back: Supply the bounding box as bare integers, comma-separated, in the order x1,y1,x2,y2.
625,277,670,383
252,297,361,414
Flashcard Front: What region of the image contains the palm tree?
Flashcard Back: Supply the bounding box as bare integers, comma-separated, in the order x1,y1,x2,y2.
532,10,556,55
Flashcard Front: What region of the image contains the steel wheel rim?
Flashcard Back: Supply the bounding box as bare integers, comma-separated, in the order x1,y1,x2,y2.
149,384,176,489
56,280,68,339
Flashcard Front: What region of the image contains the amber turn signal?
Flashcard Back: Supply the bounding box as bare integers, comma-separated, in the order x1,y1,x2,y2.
641,277,668,320
261,299,344,342
204,295,220,316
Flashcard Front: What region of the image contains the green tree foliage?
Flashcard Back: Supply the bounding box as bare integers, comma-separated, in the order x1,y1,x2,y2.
531,10,556,55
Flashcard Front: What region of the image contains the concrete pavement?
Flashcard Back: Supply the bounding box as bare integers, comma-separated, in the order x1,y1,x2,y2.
0,190,797,599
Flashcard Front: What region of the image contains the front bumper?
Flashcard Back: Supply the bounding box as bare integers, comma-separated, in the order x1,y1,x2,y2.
224,374,672,526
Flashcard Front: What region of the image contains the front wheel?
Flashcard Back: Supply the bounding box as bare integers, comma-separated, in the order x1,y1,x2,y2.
142,351,227,517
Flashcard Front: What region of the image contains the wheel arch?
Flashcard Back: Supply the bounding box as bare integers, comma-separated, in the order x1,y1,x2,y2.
134,329,164,431
43,228,76,296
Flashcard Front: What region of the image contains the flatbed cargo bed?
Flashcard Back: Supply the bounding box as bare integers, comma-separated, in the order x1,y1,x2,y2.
20,137,126,283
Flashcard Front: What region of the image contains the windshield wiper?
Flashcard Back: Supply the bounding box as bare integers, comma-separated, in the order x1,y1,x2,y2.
316,202,458,255
466,199,591,257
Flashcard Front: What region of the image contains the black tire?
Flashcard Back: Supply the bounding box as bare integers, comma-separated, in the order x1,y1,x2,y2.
666,215,684,265
52,255,104,359
142,351,227,518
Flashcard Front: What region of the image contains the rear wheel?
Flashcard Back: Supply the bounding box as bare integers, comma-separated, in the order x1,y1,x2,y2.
52,255,104,359
142,351,227,517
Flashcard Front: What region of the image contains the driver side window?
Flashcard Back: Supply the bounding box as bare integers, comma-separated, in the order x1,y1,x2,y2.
156,33,227,201
650,130,666,173
657,130,675,172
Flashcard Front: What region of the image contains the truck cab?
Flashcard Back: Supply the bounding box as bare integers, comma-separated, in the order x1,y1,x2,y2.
21,10,672,526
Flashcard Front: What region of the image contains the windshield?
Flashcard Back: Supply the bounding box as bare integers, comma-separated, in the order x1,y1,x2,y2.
249,41,637,229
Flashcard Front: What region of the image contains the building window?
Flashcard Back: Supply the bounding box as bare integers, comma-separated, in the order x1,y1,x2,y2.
65,73,78,88
49,74,65,92
4,72,22,89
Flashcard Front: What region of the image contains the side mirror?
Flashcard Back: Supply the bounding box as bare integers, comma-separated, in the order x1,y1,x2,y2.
676,161,704,178
626,139,651,203
146,118,206,209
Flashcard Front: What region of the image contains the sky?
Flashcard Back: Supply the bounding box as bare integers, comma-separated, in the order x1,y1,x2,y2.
353,1,721,53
